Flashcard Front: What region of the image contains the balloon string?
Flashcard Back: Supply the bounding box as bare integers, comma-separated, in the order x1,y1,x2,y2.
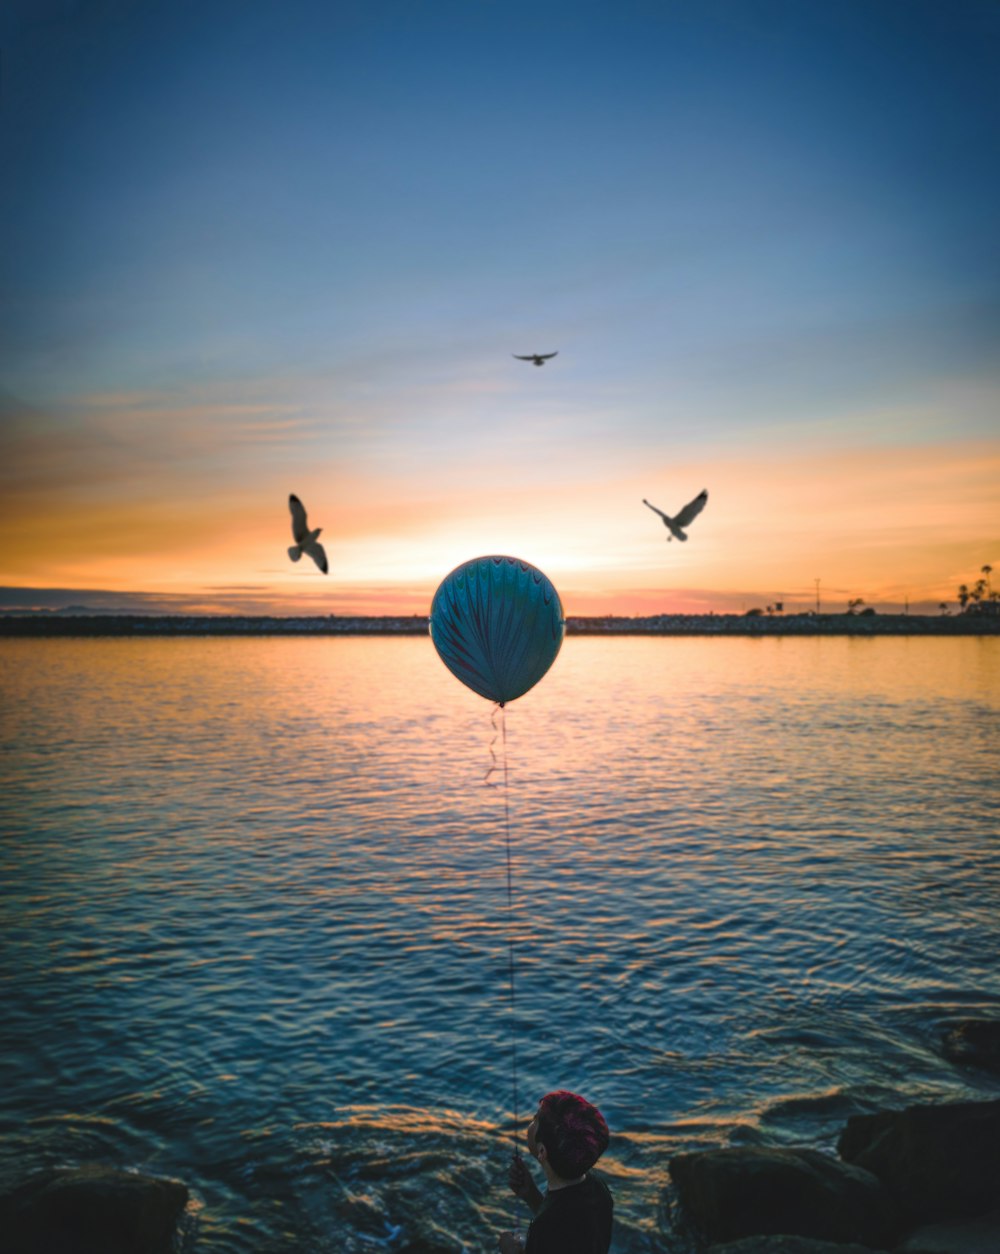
485,705,521,1203
484,705,501,787
501,706,520,1165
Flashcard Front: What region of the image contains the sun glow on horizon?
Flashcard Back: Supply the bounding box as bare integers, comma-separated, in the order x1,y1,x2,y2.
1,3,997,618
2,416,996,617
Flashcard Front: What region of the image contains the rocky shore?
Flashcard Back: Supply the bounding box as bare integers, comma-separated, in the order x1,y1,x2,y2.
1,612,998,637
663,1019,1000,1254
0,1165,189,1254
670,1097,1000,1253
4,1021,998,1253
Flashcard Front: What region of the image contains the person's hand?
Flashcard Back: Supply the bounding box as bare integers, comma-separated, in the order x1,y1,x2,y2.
508,1152,543,1214
498,1231,524,1254
507,1152,533,1200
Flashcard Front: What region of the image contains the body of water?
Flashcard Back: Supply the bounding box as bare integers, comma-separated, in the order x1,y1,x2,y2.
1,636,999,1252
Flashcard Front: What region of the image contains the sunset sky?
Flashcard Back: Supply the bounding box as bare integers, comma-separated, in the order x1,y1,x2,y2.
2,0,997,615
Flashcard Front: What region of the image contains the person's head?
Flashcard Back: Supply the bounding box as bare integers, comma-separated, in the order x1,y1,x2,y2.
526,1091,609,1181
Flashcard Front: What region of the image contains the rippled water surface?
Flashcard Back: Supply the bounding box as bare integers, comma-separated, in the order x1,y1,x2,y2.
1,636,999,1251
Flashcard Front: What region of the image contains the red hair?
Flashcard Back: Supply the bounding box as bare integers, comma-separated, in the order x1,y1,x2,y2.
536,1091,609,1178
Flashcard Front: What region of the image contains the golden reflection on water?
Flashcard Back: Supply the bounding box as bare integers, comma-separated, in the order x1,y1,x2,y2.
3,633,993,781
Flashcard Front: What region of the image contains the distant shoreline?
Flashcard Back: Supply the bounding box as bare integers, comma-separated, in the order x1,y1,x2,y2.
1,613,997,637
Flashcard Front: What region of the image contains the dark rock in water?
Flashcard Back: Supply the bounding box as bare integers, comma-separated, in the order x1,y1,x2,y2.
707,1238,881,1253
0,1164,188,1254
941,1021,1000,1076
341,1190,394,1235
668,1147,896,1248
837,1100,1000,1226
397,1243,460,1253
895,1208,1000,1254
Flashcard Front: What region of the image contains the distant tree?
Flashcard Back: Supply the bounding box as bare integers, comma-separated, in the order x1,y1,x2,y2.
745,607,765,617
774,601,783,614
970,579,986,607
956,569,1000,615
847,597,865,615
938,602,949,615
972,577,1000,615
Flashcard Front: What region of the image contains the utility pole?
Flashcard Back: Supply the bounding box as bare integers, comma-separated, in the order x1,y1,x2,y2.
814,578,821,614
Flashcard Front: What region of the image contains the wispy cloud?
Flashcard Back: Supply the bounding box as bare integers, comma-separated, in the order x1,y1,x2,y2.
3,0,998,620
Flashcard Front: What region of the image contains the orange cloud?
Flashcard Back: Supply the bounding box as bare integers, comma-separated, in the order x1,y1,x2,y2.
2,375,996,616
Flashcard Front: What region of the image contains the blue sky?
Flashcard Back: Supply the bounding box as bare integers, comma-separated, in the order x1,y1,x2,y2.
2,0,998,613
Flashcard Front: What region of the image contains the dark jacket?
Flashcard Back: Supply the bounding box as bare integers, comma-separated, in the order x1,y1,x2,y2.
524,1174,613,1254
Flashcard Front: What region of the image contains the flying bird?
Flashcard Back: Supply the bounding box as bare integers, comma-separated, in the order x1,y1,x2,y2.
288,494,328,574
643,490,708,542
513,352,558,366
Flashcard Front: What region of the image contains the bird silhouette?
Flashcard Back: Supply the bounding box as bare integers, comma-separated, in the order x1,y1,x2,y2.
513,352,558,366
643,490,708,542
288,494,328,573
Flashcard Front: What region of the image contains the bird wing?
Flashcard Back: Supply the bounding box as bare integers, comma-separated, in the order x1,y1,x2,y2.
512,354,535,360
304,540,328,575
642,498,668,521
289,494,309,543
538,352,558,360
673,490,708,528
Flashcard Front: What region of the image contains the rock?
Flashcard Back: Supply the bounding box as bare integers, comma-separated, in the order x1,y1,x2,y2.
895,1209,1000,1254
341,1189,393,1235
708,1239,881,1253
0,1164,188,1254
668,1147,896,1248
837,1100,1000,1226
940,1021,1000,1076
397,1243,459,1253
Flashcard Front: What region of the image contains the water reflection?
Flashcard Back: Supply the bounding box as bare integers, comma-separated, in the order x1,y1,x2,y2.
0,637,998,1251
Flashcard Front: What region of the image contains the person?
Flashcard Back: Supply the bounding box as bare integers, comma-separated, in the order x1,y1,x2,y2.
498,1090,613,1254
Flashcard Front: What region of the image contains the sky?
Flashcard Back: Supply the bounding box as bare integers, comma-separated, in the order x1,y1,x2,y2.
1,0,998,616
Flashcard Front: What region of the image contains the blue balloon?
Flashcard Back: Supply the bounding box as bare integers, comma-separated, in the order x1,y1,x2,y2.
430,556,565,705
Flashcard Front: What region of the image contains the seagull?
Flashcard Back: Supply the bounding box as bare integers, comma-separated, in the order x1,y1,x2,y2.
288,494,328,574
643,490,708,542
513,352,558,366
